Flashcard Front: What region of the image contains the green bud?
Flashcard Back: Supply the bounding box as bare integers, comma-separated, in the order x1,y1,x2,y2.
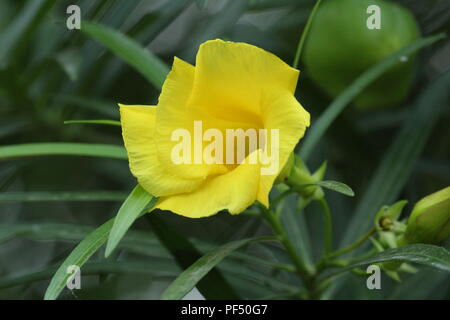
286,156,326,199
374,200,408,233
275,152,295,184
401,186,450,245
373,201,408,271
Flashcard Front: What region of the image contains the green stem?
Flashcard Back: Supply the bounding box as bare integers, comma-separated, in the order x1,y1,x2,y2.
262,208,310,277
292,0,322,69
328,227,376,259
318,197,333,255
261,207,320,299
318,249,379,283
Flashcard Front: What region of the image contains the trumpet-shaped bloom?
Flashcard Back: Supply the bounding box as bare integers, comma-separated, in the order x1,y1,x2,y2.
119,39,310,218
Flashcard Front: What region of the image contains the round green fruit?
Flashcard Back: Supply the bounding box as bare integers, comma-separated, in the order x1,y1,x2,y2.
303,0,421,109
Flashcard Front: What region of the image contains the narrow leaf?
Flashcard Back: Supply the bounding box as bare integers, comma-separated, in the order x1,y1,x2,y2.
105,185,155,257
300,33,446,161
44,219,113,300
0,143,127,160
64,119,121,126
323,244,450,281
0,0,56,64
161,236,275,300
316,180,355,197
45,185,153,300
81,21,169,89
3,261,177,291
342,68,450,246
148,215,240,299
0,191,127,203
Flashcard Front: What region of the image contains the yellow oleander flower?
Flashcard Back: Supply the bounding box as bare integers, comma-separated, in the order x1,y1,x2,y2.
119,39,310,218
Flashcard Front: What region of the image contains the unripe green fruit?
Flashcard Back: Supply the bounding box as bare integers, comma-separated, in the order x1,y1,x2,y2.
303,0,421,109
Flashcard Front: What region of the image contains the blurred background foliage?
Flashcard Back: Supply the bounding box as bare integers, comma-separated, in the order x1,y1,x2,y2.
0,0,449,299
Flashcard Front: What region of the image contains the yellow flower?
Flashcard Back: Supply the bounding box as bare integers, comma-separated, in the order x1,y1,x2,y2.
119,39,310,218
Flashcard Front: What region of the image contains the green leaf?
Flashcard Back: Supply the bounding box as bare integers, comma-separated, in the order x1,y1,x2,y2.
0,143,127,160
323,244,450,281
315,180,355,197
248,0,307,11
105,185,156,257
54,48,81,81
64,119,121,126
0,260,178,290
44,184,153,300
1,223,299,295
195,0,209,10
182,0,247,60
0,222,290,275
280,197,314,272
161,236,275,300
53,95,118,118
147,214,241,299
44,219,114,300
274,180,354,204
299,33,446,161
0,0,56,66
0,191,127,203
0,223,167,258
342,68,450,247
81,21,169,89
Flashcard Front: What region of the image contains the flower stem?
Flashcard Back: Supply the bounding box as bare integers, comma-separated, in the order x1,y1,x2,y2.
261,207,320,299
318,197,333,255
328,227,376,259
292,0,322,69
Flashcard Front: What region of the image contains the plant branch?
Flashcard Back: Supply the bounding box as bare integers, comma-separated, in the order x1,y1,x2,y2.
318,197,333,255
292,0,322,69
328,227,376,259
261,206,321,299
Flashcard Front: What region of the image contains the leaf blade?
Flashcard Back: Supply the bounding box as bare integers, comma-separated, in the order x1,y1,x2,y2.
0,143,127,160
299,33,446,161
64,119,121,126
80,21,169,89
105,185,155,257
342,68,450,246
0,191,127,203
316,180,355,197
161,236,275,300
44,219,114,300
44,185,154,300
323,244,450,281
148,214,241,300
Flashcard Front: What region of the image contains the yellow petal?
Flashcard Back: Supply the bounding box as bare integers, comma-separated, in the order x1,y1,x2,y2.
155,56,251,179
257,89,310,206
157,150,262,218
119,104,202,196
189,39,299,125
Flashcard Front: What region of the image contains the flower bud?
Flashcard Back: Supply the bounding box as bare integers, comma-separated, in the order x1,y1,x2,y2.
286,156,325,199
401,186,450,245
275,152,295,184
374,200,407,233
